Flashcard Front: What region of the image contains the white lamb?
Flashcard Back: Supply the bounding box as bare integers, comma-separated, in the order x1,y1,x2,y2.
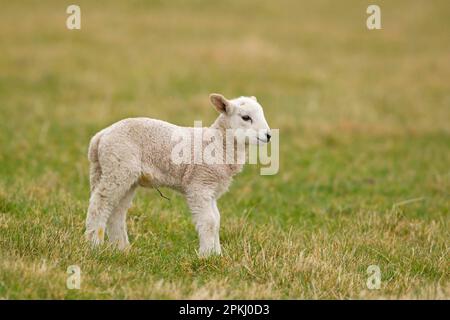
85,93,271,257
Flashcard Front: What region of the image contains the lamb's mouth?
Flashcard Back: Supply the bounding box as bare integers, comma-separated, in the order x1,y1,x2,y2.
257,137,268,143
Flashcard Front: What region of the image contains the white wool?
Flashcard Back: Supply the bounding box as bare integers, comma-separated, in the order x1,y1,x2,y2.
85,94,271,256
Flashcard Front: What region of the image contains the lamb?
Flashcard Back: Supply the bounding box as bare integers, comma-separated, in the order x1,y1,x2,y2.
85,93,271,257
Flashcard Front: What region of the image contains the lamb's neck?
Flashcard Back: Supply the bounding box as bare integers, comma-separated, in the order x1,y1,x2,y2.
210,114,228,133
210,115,245,176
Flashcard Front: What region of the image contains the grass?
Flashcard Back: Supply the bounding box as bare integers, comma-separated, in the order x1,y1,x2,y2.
0,0,449,299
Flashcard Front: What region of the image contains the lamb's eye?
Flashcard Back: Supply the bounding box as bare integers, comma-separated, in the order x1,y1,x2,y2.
241,115,252,122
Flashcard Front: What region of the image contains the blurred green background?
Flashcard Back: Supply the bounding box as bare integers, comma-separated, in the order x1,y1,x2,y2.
0,0,448,299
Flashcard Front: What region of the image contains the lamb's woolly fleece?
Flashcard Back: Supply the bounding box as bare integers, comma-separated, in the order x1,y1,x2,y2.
85,94,270,256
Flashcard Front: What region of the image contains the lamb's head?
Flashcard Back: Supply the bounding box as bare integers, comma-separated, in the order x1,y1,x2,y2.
210,93,271,145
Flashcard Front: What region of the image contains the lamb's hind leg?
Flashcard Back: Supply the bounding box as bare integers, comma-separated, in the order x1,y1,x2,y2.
106,186,136,250
85,173,139,247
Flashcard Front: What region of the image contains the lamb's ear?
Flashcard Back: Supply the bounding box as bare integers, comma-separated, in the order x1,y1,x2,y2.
210,93,233,114
250,96,257,102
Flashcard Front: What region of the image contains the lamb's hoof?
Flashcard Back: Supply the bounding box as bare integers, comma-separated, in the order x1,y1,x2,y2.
109,239,130,251
85,227,105,247
198,247,222,258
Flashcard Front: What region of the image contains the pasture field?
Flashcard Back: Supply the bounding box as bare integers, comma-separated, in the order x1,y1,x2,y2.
0,0,448,299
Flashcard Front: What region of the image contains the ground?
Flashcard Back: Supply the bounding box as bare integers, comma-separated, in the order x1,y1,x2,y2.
0,0,448,299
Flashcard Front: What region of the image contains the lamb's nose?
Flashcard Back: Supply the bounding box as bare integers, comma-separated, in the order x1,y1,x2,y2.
266,133,271,142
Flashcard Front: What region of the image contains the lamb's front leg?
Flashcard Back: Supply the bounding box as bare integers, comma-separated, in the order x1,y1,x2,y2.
211,199,221,254
187,194,221,257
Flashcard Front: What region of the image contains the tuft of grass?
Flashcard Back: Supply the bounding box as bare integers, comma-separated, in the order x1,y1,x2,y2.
0,0,449,299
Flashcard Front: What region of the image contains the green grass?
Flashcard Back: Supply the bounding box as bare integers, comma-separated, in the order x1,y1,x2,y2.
0,0,449,299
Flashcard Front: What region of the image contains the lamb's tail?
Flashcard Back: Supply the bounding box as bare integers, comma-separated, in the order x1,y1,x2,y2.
88,131,104,193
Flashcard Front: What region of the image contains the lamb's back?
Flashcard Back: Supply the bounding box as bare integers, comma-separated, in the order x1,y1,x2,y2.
109,118,191,189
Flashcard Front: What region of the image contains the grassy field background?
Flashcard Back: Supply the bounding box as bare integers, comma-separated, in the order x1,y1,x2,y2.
0,0,449,299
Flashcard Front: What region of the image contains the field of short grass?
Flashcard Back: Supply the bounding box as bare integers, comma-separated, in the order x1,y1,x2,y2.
0,0,449,299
